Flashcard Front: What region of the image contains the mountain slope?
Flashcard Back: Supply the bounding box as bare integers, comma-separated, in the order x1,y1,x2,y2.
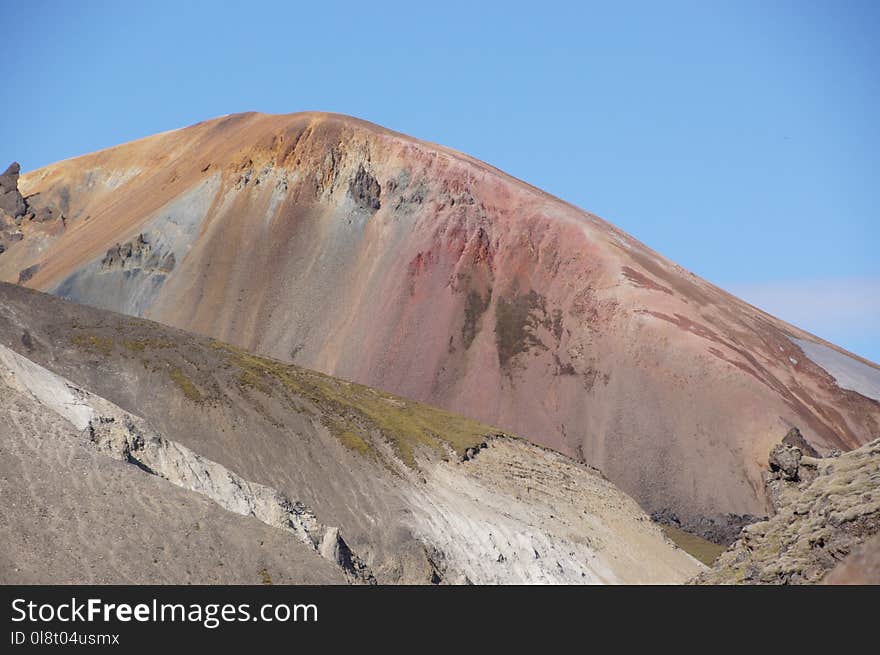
2,111,878,530
0,282,700,584
0,366,346,585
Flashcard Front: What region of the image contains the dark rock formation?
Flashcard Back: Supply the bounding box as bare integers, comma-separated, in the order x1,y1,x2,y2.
765,430,822,510
349,165,381,211
461,440,490,462
0,163,27,218
782,426,820,458
651,509,762,547
768,443,803,481
0,162,65,260
18,264,40,284
101,234,175,273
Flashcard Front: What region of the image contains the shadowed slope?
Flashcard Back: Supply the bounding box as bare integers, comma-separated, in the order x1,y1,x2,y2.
0,378,346,585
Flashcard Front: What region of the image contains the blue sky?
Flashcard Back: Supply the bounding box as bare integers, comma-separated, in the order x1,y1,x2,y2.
1,0,877,361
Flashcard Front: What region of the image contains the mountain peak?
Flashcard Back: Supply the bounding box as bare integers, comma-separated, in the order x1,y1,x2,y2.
2,114,877,532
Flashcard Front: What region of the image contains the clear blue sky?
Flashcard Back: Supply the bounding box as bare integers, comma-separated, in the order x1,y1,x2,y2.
2,0,878,361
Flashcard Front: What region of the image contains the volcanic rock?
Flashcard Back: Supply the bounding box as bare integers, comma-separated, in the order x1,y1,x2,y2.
768,443,803,481
0,162,26,218
782,426,820,457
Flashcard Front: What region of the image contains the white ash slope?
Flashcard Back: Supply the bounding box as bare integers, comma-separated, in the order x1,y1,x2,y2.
0,340,700,584
0,344,372,583
408,440,699,584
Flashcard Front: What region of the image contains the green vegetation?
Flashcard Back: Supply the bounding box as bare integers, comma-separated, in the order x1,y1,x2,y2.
70,331,202,404
68,325,505,466
121,337,173,352
661,525,726,566
168,366,202,403
70,333,113,356
212,341,503,467
336,429,374,457
258,568,273,585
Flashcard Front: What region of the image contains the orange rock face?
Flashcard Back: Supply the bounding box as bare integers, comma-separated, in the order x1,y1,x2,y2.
4,111,879,524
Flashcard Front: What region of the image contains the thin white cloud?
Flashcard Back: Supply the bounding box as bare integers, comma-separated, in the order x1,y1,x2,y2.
725,278,880,360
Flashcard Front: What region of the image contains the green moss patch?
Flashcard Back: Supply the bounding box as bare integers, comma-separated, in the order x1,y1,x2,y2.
70,333,114,356
168,365,202,403
212,342,505,467
121,337,174,352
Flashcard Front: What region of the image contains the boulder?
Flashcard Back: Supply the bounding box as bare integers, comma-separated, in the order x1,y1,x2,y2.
768,443,802,481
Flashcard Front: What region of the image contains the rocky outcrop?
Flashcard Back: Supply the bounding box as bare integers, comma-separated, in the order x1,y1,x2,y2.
650,509,761,547
693,434,880,584
0,162,27,218
101,233,175,273
765,437,822,510
17,264,40,284
0,161,65,258
782,426,820,457
88,413,375,583
768,443,805,481
348,164,381,211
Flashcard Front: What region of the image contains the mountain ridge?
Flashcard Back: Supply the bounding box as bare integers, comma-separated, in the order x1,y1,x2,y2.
2,111,878,532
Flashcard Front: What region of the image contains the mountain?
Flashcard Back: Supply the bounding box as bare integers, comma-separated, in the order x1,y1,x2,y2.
2,111,878,535
0,282,700,584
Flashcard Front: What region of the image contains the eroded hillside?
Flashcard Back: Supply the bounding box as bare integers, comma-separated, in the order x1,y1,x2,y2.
0,283,701,584
3,112,878,534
